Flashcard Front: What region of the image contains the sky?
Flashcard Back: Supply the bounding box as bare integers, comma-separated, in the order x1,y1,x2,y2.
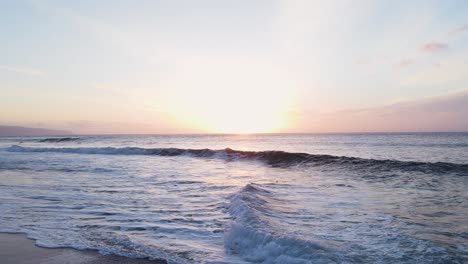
1,0,468,134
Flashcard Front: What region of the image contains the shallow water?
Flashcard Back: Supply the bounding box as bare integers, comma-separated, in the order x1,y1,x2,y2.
0,133,467,263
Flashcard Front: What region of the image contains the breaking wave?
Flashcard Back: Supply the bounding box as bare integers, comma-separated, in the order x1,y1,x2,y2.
39,137,82,143
5,145,468,175
224,183,345,263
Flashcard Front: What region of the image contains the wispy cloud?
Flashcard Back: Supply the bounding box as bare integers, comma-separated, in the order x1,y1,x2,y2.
0,65,46,77
397,59,414,67
294,90,468,133
30,1,156,65
421,42,448,53
456,24,468,32
449,24,468,36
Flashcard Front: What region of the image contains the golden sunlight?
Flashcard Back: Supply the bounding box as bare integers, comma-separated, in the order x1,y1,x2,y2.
176,85,293,134
199,102,288,134
162,57,297,134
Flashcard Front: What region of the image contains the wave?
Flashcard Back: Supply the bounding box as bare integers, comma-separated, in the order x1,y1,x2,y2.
38,137,82,143
6,145,468,174
225,183,345,263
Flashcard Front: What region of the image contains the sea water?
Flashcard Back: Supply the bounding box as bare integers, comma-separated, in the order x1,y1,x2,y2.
0,133,467,263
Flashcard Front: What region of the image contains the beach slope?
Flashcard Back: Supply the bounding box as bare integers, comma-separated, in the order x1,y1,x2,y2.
0,233,164,264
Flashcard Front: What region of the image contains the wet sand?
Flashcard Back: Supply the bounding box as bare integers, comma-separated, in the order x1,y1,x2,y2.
0,233,166,264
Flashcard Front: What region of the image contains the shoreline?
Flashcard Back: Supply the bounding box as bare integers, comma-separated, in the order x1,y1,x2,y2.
0,233,166,264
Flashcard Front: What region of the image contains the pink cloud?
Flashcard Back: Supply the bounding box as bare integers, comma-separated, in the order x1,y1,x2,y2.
291,90,468,133
421,42,448,53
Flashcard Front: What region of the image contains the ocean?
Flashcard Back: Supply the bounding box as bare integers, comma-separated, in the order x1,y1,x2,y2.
0,133,467,263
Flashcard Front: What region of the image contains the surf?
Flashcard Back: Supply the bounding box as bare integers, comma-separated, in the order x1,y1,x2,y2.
6,145,468,175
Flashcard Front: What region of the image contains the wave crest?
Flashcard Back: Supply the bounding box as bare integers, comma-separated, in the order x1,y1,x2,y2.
225,183,344,263
39,137,82,143
6,145,468,174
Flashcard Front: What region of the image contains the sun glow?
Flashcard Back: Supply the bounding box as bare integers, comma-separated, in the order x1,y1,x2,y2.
170,85,293,134
197,92,290,134
162,57,297,134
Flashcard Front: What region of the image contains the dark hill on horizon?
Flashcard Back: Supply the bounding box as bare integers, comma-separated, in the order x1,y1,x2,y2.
0,125,72,136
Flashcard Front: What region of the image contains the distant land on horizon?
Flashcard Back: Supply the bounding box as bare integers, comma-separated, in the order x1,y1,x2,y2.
0,125,466,137
0,125,72,136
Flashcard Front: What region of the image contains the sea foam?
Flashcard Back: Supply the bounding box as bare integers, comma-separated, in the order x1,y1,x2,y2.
224,184,344,264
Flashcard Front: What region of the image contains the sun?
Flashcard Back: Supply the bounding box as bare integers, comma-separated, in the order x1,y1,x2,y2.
198,89,290,134
160,56,297,134
168,77,295,134
168,84,294,134
201,108,285,134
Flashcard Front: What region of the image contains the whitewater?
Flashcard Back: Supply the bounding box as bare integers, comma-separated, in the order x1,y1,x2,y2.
0,133,467,263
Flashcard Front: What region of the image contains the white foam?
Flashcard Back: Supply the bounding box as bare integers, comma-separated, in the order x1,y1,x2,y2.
224,184,343,264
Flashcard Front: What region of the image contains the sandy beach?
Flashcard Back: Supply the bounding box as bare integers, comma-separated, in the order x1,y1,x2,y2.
0,233,165,264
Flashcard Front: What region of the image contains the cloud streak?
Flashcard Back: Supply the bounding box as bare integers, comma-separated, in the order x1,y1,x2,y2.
0,65,46,77
421,42,448,53
294,90,468,133
449,24,468,36
456,24,468,32
397,59,413,67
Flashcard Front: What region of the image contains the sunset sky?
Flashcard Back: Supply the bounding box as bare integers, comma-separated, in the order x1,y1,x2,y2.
1,0,468,134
